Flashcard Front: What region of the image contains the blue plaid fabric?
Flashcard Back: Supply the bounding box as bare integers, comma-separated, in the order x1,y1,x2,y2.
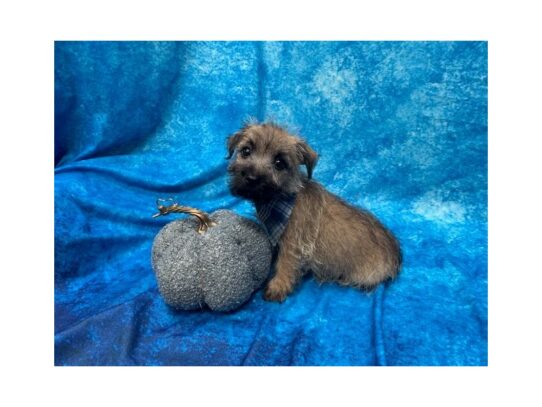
255,193,297,247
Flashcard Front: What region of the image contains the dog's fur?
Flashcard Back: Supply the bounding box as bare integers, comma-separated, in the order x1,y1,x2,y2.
227,122,401,302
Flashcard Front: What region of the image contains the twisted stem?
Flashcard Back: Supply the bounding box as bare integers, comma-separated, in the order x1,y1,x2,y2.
153,200,216,233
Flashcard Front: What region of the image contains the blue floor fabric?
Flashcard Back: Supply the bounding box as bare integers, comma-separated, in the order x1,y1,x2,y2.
54,41,487,366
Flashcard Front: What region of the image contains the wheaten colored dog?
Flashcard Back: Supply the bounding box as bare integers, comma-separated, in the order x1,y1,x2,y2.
227,122,401,302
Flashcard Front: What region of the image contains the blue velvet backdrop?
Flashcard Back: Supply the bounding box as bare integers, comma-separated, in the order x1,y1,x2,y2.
54,41,487,366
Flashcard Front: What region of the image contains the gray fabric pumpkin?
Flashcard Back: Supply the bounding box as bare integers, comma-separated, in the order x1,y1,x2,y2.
151,206,272,312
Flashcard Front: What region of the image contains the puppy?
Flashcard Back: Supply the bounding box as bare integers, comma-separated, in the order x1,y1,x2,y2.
227,122,401,302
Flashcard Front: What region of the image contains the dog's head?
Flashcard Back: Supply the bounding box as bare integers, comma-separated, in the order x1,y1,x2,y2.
226,122,318,202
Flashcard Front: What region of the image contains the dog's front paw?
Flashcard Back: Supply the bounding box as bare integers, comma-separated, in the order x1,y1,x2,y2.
263,279,290,302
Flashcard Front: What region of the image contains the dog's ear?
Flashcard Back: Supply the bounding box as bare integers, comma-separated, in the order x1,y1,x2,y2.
296,139,319,179
226,130,244,159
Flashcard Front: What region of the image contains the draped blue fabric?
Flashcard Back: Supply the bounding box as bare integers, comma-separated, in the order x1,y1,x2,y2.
54,41,487,365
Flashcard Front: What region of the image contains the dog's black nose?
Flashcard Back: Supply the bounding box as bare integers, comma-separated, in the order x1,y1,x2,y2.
245,174,259,183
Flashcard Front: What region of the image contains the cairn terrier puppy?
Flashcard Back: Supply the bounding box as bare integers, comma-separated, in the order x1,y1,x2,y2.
227,122,401,302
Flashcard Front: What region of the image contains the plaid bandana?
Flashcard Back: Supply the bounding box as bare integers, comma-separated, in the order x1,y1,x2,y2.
255,193,297,247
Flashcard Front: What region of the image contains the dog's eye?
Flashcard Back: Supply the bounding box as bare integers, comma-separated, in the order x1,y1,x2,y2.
274,158,287,171
240,147,251,158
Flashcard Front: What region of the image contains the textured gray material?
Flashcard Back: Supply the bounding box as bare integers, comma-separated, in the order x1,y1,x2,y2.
151,210,273,312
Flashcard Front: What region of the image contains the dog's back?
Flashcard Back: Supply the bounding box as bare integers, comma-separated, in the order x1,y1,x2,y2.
287,180,402,289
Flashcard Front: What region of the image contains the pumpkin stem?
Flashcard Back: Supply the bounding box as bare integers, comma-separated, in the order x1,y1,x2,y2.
153,198,216,234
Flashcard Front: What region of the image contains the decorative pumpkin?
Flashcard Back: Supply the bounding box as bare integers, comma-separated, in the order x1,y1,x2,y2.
151,200,273,312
